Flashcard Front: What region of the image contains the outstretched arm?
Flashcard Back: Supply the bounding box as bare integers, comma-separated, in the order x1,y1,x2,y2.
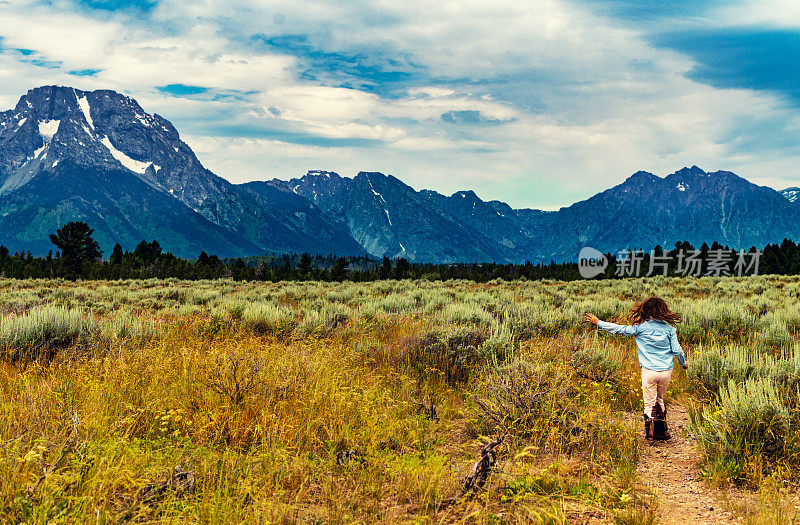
584,312,638,336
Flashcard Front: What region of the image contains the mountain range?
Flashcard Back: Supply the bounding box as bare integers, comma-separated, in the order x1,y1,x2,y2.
2,85,800,263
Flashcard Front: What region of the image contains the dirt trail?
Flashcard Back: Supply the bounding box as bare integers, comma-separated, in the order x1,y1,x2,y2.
633,403,741,524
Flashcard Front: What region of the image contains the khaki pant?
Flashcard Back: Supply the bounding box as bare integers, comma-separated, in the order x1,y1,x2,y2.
641,368,672,417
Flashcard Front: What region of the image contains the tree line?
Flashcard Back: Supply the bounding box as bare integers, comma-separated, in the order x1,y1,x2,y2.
0,221,797,281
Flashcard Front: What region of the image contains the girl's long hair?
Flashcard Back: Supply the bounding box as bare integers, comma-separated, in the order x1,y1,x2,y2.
629,296,682,325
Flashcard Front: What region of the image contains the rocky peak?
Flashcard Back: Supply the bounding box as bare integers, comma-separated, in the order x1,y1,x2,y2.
452,190,480,201
356,171,386,178
664,168,753,196
305,169,341,179
672,165,707,178
0,85,197,195
286,169,351,207
355,171,405,186
0,85,240,228
623,170,659,184
354,172,413,201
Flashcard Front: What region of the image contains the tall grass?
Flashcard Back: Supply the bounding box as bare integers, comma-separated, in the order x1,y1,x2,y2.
101,310,160,344
4,275,800,520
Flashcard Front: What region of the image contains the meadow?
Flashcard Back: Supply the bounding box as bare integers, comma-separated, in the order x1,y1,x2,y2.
1,276,800,523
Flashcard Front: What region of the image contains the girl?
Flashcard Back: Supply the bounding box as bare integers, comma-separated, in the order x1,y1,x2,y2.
584,296,687,441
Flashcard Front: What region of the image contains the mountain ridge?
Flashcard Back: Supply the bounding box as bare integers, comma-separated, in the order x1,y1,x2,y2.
2,85,800,263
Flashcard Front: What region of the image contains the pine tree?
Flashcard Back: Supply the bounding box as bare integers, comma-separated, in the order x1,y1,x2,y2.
394,258,410,279
379,256,392,279
110,243,124,265
49,221,102,279
331,257,349,281
298,253,312,277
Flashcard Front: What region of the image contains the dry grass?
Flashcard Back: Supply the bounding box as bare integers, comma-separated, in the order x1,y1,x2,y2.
2,275,798,522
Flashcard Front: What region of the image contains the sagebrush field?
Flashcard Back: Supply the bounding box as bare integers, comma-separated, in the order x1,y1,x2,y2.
2,276,799,523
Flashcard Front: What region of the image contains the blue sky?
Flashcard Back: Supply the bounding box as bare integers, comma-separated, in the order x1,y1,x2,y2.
1,0,799,209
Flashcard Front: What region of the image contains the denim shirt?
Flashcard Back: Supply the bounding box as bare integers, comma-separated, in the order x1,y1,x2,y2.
597,318,686,371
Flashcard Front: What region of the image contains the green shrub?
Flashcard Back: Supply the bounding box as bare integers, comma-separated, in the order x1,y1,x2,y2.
442,302,494,327
223,300,248,321
241,303,297,334
370,293,416,315
678,300,756,344
295,303,352,337
761,317,793,350
772,352,800,396
690,378,798,484
480,319,514,363
689,345,800,398
689,345,760,395
0,306,92,359
506,302,570,339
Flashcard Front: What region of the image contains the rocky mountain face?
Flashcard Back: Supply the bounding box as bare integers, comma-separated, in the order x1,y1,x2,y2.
2,86,799,262
238,178,363,256
271,165,800,263
419,189,531,252
418,166,800,261
277,171,508,262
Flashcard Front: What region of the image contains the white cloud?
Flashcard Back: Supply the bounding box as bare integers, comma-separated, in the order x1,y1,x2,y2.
716,0,800,28
0,0,799,208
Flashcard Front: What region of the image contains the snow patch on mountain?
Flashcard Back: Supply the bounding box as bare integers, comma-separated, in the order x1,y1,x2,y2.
308,170,335,178
366,176,394,227
100,135,152,174
38,120,60,141
780,187,800,203
75,91,94,130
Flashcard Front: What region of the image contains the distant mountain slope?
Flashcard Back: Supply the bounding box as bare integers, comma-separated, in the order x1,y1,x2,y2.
520,166,800,260
0,158,260,256
270,165,800,263
278,171,509,263
419,189,531,252
239,179,365,256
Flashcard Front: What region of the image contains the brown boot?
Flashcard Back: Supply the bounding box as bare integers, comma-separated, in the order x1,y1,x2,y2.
652,403,670,441
643,412,653,440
